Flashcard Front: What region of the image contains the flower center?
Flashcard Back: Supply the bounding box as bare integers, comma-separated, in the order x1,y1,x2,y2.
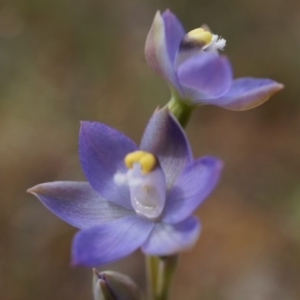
124,150,157,174
176,27,226,67
182,27,226,52
182,28,213,49
115,151,166,220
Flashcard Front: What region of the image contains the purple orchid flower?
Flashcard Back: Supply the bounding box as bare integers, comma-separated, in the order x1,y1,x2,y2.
145,10,283,110
28,108,222,266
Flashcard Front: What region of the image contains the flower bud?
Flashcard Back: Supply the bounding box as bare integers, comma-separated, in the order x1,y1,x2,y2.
93,269,141,300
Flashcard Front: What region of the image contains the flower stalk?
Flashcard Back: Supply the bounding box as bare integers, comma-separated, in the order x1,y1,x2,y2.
146,255,159,300
146,255,178,300
167,91,196,128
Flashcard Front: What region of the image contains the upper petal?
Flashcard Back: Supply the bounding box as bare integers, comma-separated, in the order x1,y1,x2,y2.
163,156,223,224
206,77,284,110
145,10,185,91
140,107,192,189
162,10,186,67
27,181,134,229
79,121,138,209
72,215,155,266
142,216,201,256
177,53,232,100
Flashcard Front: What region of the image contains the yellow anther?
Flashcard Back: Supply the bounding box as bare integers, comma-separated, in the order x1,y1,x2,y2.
124,151,145,169
139,153,157,174
124,150,157,174
187,28,212,45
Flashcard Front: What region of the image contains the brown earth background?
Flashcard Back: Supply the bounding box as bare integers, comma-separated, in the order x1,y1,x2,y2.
0,0,300,299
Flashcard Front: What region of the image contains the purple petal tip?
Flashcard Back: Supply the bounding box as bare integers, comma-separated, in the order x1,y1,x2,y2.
27,184,43,195
201,156,224,170
275,82,284,91
162,8,172,16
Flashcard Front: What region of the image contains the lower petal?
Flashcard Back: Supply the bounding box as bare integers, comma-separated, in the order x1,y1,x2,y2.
72,215,154,266
27,181,134,229
177,53,232,99
141,216,201,256
206,77,284,110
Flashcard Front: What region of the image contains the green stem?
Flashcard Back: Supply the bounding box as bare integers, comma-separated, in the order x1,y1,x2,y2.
166,94,197,128
156,256,178,300
146,255,178,300
146,255,159,300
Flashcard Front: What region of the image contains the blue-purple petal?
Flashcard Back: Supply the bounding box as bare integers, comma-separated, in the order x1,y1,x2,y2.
140,107,192,189
27,182,134,229
161,9,186,67
79,121,138,209
177,53,232,100
72,215,154,266
145,10,183,92
163,156,223,224
206,77,284,110
142,216,201,256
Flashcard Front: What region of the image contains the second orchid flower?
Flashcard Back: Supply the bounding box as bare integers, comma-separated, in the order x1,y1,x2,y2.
145,10,283,111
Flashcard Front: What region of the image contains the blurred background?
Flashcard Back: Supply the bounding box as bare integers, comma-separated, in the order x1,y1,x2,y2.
0,0,299,299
